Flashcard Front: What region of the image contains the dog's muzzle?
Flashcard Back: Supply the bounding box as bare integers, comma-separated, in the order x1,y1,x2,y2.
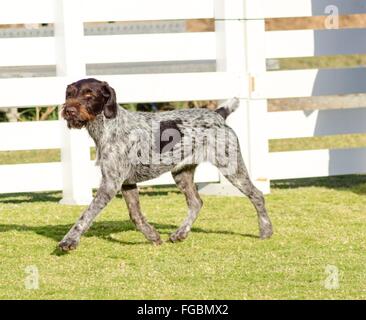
62,104,86,129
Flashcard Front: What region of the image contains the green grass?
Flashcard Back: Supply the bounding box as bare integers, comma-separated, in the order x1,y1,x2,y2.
0,148,96,165
0,177,365,300
0,149,61,165
278,54,366,70
270,134,366,152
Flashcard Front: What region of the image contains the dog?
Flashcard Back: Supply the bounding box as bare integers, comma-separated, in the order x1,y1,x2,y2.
59,78,273,251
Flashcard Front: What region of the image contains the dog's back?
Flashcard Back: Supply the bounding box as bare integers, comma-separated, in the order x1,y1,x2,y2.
122,99,240,184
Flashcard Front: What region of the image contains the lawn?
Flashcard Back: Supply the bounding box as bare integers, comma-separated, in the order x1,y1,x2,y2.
0,133,366,300
0,175,365,300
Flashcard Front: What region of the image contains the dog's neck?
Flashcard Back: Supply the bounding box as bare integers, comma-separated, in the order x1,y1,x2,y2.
85,114,104,148
86,106,128,147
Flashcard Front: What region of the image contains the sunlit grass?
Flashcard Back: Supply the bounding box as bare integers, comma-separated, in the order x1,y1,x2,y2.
0,177,365,299
270,134,366,152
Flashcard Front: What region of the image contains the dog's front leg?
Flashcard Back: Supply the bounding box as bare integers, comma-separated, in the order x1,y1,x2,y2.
58,177,120,252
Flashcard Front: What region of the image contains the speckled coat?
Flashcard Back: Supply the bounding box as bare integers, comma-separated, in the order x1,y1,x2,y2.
58,79,273,251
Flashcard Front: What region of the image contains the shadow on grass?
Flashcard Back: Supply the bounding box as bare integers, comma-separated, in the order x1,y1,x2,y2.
271,174,366,195
0,187,181,204
1,175,366,205
0,219,258,250
0,191,62,204
134,186,181,197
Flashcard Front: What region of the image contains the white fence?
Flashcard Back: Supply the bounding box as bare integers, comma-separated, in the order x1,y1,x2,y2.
0,0,249,204
257,0,366,181
0,0,366,204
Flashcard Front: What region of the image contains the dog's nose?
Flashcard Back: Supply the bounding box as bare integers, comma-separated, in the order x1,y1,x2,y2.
64,106,77,118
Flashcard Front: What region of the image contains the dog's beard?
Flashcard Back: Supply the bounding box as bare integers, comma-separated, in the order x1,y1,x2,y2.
66,118,86,129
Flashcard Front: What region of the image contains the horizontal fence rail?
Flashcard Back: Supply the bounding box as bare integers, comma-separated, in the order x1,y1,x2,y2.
268,108,366,139
0,77,66,107
0,161,219,194
0,38,55,66
269,148,366,180
0,21,186,38
253,68,366,99
0,33,216,67
84,33,216,64
266,29,366,59
246,0,366,18
0,163,62,193
0,0,214,24
0,72,245,107
0,121,61,151
0,0,54,24
83,0,214,22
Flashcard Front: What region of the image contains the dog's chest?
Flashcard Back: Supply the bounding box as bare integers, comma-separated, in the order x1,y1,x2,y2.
125,163,175,184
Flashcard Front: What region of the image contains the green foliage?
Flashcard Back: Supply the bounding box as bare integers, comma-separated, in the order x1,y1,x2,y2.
17,107,59,122
0,112,7,122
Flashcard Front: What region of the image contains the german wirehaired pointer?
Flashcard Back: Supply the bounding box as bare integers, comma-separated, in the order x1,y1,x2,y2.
59,78,273,251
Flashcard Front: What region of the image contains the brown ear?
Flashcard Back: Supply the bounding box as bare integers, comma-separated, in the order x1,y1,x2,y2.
102,82,117,119
65,83,77,98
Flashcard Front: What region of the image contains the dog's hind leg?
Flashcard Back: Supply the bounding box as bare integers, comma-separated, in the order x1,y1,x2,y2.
218,151,273,239
122,184,162,245
170,165,203,242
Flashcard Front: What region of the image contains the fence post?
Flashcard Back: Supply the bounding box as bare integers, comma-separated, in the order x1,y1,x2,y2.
199,0,270,195
244,0,270,194
55,0,93,205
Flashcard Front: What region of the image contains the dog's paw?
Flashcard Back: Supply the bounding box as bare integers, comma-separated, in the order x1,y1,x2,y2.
260,227,273,240
58,237,79,252
152,238,163,246
169,230,188,243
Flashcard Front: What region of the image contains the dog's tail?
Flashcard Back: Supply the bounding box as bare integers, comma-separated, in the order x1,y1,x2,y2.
215,97,240,120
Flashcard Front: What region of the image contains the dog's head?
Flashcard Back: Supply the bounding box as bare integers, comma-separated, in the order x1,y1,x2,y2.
61,78,117,129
